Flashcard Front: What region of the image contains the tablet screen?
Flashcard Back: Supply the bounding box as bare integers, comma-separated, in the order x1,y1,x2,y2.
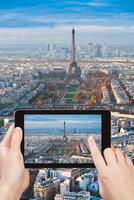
24,114,101,164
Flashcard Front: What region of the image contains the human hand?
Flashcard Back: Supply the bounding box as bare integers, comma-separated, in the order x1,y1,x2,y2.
0,125,29,200
88,136,134,200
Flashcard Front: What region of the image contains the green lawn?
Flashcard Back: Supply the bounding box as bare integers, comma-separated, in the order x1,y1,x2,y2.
64,87,77,103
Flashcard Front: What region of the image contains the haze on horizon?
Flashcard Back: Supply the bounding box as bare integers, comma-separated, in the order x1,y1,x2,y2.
24,114,101,129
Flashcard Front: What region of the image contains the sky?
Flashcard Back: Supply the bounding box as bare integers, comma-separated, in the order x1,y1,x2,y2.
0,0,134,45
24,114,101,129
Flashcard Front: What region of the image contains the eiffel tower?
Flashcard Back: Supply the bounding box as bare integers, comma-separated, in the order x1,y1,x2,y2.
65,28,82,85
63,121,68,142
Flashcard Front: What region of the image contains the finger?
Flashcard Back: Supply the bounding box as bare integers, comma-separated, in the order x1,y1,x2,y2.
21,169,30,191
88,136,106,173
103,148,118,166
115,148,126,164
98,177,104,197
125,155,133,167
15,169,30,200
11,127,22,153
2,124,14,147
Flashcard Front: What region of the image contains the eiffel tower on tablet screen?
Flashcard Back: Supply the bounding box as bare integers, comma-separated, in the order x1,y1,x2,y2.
65,28,82,85
63,121,68,142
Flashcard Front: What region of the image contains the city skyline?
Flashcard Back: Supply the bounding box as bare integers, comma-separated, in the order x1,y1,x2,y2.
24,114,101,130
0,0,134,45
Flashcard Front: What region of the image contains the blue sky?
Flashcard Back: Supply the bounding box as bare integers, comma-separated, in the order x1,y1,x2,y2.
24,114,101,129
0,0,134,45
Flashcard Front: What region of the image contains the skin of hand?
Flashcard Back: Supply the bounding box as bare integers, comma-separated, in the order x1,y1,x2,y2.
0,125,29,200
88,136,134,200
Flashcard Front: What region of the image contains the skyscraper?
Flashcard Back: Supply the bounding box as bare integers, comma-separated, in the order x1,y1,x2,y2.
88,43,94,58
95,43,102,57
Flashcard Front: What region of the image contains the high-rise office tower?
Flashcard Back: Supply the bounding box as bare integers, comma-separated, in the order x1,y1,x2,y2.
88,43,94,58
95,43,102,57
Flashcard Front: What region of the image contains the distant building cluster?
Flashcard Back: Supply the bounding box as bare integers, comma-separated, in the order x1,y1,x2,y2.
0,42,134,60
86,43,108,58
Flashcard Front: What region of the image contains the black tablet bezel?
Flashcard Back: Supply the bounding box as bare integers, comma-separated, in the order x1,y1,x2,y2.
15,109,111,168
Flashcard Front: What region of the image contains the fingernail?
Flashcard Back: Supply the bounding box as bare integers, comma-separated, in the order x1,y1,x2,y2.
88,136,94,142
116,148,121,153
14,127,22,134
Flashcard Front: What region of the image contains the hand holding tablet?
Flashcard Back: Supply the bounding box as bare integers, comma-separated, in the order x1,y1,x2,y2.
88,136,134,200
1,115,133,200
15,109,111,168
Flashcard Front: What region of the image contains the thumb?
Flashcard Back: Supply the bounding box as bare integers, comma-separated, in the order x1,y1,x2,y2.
11,127,22,153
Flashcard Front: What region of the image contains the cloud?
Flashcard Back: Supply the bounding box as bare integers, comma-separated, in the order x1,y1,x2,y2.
0,10,133,29
63,0,109,7
0,13,17,21
0,25,134,45
0,0,133,29
87,1,109,7
0,1,133,45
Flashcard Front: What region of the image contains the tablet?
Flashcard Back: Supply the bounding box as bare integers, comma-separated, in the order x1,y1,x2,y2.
15,110,111,168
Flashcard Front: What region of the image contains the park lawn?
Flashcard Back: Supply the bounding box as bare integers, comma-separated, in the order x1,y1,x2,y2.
64,87,77,103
